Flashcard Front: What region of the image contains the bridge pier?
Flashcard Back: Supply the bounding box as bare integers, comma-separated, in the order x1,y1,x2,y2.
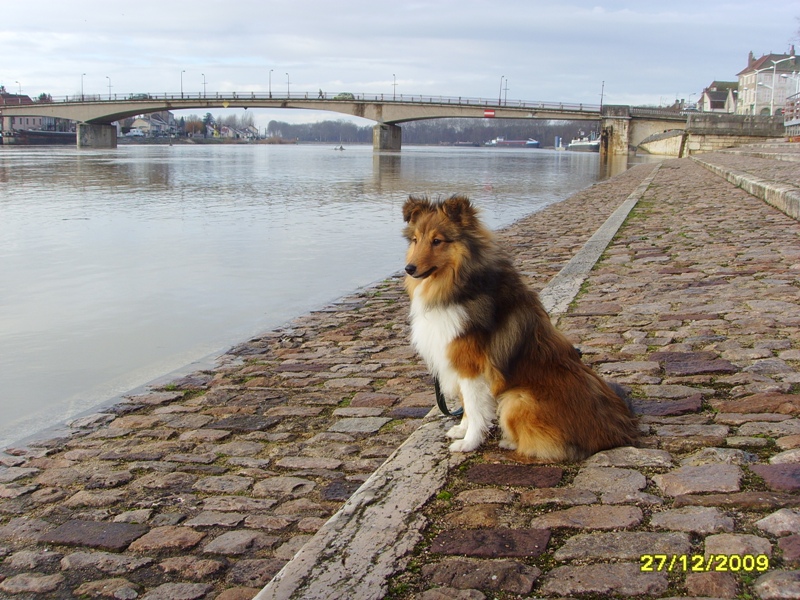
373,123,401,151
77,123,117,149
600,105,631,157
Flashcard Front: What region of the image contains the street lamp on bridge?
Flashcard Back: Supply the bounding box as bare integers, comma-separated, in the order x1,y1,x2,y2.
181,70,186,99
202,73,207,98
106,76,112,100
286,73,290,97
393,74,397,101
269,69,273,98
499,75,504,105
81,73,86,101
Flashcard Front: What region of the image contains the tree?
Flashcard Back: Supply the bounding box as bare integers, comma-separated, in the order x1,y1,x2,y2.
202,113,215,138
35,93,53,103
184,114,203,136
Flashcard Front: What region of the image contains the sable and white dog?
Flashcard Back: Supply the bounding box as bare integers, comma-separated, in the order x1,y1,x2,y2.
403,194,638,462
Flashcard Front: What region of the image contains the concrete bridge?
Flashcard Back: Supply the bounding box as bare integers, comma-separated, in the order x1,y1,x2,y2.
0,91,692,153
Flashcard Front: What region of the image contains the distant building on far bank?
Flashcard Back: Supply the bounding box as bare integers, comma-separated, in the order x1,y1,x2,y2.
0,87,73,134
736,48,798,115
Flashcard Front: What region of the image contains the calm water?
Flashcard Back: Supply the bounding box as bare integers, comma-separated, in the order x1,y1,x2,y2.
0,144,623,449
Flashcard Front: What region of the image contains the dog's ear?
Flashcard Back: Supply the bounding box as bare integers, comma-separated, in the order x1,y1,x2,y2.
442,195,477,226
403,196,431,223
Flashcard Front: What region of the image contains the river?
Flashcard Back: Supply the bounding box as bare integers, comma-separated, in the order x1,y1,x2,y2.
0,143,635,449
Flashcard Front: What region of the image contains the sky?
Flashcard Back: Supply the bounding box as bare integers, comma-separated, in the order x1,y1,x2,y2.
2,1,799,128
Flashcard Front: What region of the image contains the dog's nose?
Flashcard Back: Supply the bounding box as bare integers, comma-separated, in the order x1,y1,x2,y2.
405,264,417,275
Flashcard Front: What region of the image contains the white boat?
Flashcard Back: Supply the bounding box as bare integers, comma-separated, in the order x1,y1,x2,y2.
566,137,600,152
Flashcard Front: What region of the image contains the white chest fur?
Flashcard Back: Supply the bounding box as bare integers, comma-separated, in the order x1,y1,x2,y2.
409,288,467,379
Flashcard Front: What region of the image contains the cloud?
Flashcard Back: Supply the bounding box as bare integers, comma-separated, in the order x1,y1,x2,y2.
3,0,799,119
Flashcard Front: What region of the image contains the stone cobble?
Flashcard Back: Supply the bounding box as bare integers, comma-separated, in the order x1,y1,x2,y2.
391,150,800,599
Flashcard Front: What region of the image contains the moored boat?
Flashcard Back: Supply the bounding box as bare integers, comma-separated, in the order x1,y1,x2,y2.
485,136,540,148
2,129,76,145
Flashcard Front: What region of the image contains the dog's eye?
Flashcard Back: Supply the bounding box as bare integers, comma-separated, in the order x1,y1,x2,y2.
432,238,443,246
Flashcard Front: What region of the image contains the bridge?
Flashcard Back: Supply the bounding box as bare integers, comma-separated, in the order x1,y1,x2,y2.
0,91,687,153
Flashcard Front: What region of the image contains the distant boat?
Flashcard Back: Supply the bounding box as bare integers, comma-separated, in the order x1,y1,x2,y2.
566,137,600,152
334,145,345,150
485,137,540,148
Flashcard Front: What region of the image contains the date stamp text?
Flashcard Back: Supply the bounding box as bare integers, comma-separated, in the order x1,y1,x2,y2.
640,554,769,573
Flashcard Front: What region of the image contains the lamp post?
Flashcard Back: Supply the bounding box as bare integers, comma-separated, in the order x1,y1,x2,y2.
286,73,290,97
770,55,796,115
14,81,21,95
392,74,397,101
751,66,773,115
757,81,771,115
782,72,800,95
600,80,605,111
181,70,186,98
202,73,207,98
106,76,111,100
269,69,273,98
499,75,504,105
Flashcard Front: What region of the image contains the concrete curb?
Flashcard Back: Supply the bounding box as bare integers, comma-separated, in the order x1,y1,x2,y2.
255,163,662,600
691,154,800,221
539,163,662,316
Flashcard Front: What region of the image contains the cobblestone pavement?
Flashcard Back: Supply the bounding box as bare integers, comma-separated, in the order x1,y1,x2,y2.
389,149,800,600
1,146,798,600
0,160,652,600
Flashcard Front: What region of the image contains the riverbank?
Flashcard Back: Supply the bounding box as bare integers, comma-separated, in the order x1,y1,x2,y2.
1,146,799,599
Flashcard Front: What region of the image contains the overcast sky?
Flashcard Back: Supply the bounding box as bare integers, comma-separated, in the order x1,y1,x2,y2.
2,1,799,127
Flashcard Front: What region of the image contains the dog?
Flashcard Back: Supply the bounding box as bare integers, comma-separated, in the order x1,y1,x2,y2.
402,194,638,462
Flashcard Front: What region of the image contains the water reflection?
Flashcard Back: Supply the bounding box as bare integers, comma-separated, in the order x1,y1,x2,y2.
0,144,634,449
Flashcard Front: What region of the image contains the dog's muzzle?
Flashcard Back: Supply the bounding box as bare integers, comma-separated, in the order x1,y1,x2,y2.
405,264,436,278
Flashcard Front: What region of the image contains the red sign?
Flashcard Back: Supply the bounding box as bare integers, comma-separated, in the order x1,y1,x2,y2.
484,109,495,118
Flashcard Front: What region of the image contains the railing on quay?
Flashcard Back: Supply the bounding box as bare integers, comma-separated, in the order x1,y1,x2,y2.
785,92,800,126
4,91,602,114
629,106,688,119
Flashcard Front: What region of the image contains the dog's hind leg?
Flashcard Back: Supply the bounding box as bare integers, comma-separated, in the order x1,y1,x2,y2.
449,377,495,452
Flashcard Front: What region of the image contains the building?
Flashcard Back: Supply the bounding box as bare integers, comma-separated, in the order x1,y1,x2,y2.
699,81,737,113
125,111,176,136
736,48,799,115
1,88,74,134
0,88,42,133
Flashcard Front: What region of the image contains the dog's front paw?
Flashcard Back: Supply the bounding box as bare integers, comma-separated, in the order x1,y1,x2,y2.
446,424,467,439
449,438,481,453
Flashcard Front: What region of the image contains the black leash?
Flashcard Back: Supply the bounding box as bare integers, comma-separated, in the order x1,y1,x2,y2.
434,377,463,417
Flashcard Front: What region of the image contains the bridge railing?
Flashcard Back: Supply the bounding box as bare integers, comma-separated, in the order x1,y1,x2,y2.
26,92,600,113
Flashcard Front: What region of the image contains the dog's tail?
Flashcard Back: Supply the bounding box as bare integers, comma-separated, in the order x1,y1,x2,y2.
607,381,636,416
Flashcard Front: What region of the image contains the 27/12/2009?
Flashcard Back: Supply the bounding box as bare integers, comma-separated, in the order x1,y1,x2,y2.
640,553,770,573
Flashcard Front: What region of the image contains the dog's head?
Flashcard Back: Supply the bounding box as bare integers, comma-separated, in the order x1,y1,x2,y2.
402,194,478,280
